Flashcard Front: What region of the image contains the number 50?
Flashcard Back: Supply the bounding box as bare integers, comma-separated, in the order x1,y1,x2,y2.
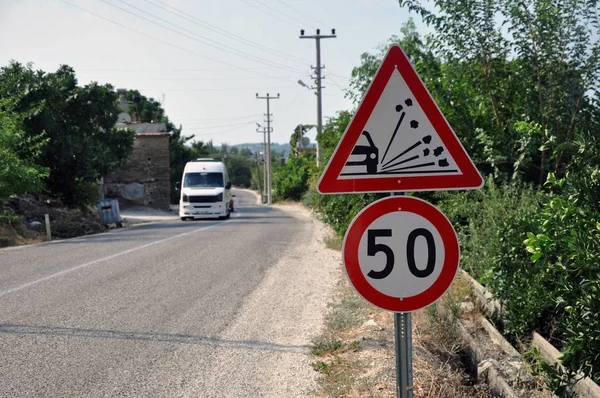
367,228,436,279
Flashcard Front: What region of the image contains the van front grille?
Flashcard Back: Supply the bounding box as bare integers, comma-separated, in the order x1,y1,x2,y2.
189,195,219,203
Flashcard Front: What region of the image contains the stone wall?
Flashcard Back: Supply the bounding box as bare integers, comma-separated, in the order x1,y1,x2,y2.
105,132,170,210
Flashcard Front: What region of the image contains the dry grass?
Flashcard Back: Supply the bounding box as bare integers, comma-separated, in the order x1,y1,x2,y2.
311,277,494,398
0,222,45,248
323,233,342,251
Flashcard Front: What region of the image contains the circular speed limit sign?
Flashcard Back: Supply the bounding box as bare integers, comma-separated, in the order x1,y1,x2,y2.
343,196,459,312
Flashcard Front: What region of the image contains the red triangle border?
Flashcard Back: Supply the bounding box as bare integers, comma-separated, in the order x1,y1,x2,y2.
317,44,483,194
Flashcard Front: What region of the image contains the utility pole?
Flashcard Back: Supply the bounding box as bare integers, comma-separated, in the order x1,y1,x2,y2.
255,93,279,204
254,151,262,197
300,28,336,167
256,123,269,203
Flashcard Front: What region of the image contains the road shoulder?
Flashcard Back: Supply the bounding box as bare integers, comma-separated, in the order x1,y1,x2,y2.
184,203,342,397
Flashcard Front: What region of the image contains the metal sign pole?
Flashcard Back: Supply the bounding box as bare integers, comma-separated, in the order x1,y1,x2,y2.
395,312,413,398
391,191,413,398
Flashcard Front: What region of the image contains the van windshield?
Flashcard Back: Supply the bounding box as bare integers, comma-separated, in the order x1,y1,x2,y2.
183,172,224,188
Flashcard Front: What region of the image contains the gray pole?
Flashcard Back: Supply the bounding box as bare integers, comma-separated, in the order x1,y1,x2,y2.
300,29,336,167
262,129,267,201
266,97,272,204
315,37,322,167
395,313,413,398
391,192,413,398
256,126,267,203
256,93,279,205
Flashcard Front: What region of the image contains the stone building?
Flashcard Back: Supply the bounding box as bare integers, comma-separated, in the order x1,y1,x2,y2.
105,122,171,211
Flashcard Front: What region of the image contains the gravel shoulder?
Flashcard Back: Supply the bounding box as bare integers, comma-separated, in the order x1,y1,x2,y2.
183,202,342,397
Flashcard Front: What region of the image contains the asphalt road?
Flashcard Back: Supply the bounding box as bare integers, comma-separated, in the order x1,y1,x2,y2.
0,190,333,397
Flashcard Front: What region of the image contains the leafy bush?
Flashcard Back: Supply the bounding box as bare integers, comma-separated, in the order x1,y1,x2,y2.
0,210,23,226
522,136,600,382
0,101,48,199
439,180,555,339
438,178,544,284
273,155,315,201
312,191,383,237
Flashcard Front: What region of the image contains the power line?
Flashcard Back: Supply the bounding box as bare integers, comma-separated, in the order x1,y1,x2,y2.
77,67,276,72
104,0,306,74
140,0,311,67
276,0,329,28
174,114,262,122
327,74,347,91
187,122,256,134
132,86,296,92
79,75,297,81
240,0,304,30
184,121,255,129
329,72,351,80
57,0,299,83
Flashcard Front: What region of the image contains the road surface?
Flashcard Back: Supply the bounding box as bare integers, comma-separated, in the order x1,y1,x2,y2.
0,190,339,397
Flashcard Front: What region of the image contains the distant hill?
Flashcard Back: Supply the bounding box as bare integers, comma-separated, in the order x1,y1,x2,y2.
232,142,291,158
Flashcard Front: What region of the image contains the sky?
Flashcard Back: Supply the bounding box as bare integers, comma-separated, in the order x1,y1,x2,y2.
0,0,420,146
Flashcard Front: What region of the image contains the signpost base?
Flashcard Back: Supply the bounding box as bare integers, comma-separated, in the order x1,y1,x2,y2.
395,312,413,398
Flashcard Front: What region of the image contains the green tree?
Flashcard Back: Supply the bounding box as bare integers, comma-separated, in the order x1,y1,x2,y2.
273,154,314,201
0,62,135,205
124,90,166,123
225,155,253,188
0,101,48,199
396,1,600,184
290,124,315,156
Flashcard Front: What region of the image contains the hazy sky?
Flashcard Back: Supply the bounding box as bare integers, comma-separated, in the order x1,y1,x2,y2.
0,0,418,146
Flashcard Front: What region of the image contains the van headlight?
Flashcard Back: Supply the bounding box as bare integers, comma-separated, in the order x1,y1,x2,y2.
182,193,189,202
216,193,223,201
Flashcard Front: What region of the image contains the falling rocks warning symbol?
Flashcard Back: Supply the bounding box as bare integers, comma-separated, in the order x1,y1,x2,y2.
317,44,484,194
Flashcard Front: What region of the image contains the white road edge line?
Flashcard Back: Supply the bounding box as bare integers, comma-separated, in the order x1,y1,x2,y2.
0,224,219,299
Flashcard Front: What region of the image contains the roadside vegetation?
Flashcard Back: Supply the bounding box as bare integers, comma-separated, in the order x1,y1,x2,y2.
309,249,496,397
0,64,272,247
274,0,600,394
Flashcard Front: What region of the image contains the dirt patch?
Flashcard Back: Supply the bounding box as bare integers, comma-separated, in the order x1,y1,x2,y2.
0,195,106,248
310,277,494,397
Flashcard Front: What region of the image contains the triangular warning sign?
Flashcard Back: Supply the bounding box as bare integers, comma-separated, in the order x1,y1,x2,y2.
318,44,483,194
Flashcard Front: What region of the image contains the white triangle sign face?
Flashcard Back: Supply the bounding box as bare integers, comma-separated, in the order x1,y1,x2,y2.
318,44,483,194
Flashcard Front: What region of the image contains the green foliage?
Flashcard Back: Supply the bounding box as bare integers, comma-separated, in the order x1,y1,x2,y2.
0,210,23,226
290,124,316,154
273,154,314,201
522,137,600,382
439,180,554,339
397,0,600,185
124,89,167,123
0,62,135,206
0,101,48,199
440,141,600,383
225,154,253,188
524,346,579,397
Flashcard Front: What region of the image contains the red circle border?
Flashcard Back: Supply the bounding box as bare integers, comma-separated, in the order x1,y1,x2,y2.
342,196,459,312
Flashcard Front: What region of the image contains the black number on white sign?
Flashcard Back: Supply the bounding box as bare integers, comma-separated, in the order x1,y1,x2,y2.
366,228,436,279
367,229,395,279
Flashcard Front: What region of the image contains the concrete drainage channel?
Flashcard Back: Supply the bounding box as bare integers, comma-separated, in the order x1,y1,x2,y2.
459,270,600,398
